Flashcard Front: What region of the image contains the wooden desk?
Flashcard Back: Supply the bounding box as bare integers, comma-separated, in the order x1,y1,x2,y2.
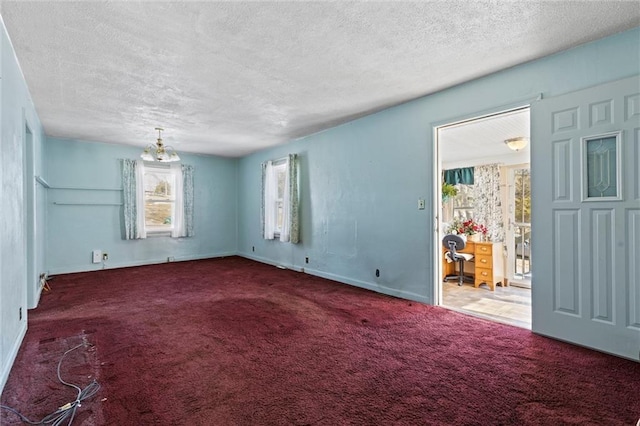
442,241,504,291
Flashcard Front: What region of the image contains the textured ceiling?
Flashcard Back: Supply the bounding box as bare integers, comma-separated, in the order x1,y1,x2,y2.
0,1,638,157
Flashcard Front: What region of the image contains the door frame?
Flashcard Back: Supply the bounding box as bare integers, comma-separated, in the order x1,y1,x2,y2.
504,163,532,288
23,115,38,309
432,99,537,307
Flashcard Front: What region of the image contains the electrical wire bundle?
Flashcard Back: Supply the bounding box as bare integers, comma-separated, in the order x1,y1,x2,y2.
1,343,101,425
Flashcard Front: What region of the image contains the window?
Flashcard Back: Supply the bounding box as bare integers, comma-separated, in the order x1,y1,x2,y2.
273,161,287,235
451,184,474,221
122,160,194,240
143,165,177,233
582,131,622,201
262,154,299,243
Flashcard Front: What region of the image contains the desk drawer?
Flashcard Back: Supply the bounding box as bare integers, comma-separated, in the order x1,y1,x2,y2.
475,267,493,285
475,254,493,269
475,243,492,255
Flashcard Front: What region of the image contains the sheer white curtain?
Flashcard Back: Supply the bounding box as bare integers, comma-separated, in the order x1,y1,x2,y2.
135,160,147,239
263,160,278,239
171,163,186,238
279,157,292,242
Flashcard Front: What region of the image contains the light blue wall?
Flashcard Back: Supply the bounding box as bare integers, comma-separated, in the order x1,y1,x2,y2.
45,138,238,274
0,19,46,392
1,22,638,395
238,27,640,303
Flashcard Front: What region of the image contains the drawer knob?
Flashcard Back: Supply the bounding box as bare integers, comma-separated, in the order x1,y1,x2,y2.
480,259,487,264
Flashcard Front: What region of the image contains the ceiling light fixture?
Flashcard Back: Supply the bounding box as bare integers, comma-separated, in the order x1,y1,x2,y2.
141,127,180,162
504,137,529,151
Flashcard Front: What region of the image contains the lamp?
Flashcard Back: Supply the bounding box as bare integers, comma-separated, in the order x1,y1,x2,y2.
504,137,528,151
141,127,180,162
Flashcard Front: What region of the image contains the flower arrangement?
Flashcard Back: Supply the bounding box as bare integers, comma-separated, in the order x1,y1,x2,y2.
447,218,488,236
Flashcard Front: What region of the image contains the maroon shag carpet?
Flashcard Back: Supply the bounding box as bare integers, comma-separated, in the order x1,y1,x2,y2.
1,257,639,425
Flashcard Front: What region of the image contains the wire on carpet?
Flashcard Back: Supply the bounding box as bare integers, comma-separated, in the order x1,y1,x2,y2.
0,342,100,426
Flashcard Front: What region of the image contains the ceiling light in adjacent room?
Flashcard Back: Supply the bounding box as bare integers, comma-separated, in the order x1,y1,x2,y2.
141,127,180,162
504,137,529,151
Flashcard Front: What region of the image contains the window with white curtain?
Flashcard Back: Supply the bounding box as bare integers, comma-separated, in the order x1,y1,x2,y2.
143,165,178,233
272,161,287,235
122,160,191,239
142,163,186,237
262,154,299,243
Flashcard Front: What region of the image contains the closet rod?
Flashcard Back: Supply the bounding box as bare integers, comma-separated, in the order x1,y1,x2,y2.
52,202,123,206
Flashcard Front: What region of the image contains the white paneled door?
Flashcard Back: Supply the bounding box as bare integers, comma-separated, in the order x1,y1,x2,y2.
531,75,640,361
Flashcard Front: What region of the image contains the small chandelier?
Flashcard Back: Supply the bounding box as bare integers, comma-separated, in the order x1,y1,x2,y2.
141,127,180,162
504,137,529,151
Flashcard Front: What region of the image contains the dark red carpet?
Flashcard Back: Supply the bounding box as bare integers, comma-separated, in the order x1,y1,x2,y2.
2,257,639,425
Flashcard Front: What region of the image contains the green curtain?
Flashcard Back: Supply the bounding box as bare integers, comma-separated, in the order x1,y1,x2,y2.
444,167,474,185
182,164,195,237
288,154,300,244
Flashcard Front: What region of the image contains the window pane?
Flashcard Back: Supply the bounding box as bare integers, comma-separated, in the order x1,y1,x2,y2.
514,169,531,224
145,201,173,227
277,167,286,198
276,201,283,231
586,136,617,198
273,162,287,233
144,169,175,230
452,184,474,220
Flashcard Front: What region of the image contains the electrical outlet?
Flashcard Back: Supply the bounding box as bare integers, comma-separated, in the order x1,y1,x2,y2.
375,269,380,277
102,253,109,261
252,246,255,252
19,307,22,321
167,256,175,262
418,199,426,210
305,257,309,264
92,249,102,264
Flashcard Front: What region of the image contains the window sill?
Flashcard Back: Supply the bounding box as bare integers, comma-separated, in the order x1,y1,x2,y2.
146,231,172,238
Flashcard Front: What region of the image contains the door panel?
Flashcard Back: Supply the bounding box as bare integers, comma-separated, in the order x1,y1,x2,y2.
531,75,640,360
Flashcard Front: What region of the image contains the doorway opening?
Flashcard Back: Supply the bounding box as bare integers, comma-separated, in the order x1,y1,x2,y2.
436,107,532,328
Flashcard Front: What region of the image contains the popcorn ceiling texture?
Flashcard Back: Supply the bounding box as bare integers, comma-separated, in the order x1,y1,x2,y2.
0,1,638,157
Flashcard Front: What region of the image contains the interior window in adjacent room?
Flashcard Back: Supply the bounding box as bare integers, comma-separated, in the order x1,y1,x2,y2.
452,184,474,220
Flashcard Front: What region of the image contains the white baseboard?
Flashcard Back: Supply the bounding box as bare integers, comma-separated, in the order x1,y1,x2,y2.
303,267,432,304
27,279,44,310
239,252,304,272
238,253,431,304
0,320,27,395
47,251,238,276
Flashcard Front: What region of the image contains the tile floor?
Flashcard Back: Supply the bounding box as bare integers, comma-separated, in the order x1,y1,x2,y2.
442,281,531,329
